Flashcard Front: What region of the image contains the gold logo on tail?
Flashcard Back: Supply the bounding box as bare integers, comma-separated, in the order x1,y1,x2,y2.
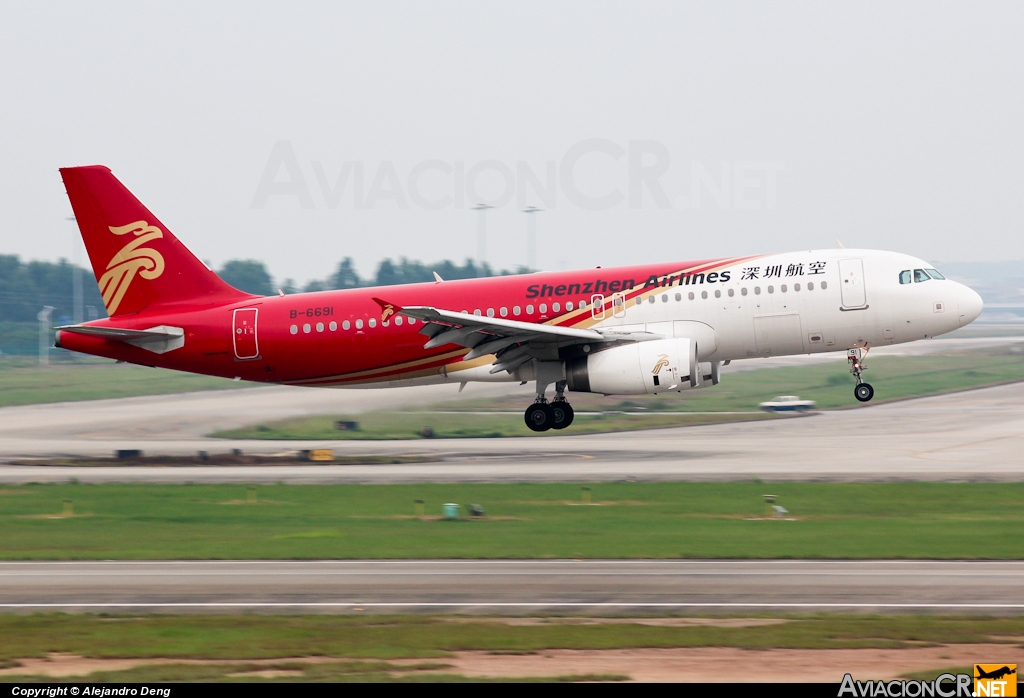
381,304,395,322
98,221,165,315
652,354,670,374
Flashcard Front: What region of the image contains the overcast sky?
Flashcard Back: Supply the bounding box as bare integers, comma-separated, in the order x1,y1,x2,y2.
1,1,1021,284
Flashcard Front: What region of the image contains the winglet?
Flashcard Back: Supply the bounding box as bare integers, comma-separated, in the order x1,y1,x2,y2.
371,297,402,323
433,271,443,282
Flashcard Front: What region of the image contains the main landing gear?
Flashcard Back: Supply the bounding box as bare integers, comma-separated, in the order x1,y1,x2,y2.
848,348,875,403
525,380,575,432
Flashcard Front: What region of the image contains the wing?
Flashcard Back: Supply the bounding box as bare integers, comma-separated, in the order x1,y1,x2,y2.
394,303,662,375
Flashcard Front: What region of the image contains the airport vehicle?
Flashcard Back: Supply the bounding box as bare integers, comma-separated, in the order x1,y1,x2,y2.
55,166,984,431
758,396,816,413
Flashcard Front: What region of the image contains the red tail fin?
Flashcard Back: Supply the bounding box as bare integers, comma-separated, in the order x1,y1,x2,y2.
60,166,253,317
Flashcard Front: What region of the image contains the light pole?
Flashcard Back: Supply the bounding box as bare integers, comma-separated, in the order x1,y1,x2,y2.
521,206,543,270
470,203,493,267
67,216,83,325
37,306,54,366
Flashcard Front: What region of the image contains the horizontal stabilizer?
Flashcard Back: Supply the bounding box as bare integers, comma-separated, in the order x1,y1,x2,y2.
56,324,185,354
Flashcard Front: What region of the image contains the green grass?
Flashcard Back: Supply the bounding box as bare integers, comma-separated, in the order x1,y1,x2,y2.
217,409,774,439
0,358,242,407
2,482,1024,559
214,347,1024,439
0,615,1021,664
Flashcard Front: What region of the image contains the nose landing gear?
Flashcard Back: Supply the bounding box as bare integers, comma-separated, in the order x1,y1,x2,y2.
848,348,874,403
524,380,574,432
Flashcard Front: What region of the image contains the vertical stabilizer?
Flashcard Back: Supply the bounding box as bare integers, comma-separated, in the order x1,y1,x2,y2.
60,166,253,316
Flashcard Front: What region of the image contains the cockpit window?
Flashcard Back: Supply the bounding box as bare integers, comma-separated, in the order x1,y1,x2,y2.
899,270,912,284
913,269,931,283
925,269,945,280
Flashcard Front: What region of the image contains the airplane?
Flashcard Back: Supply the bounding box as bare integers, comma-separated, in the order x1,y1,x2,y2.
55,165,984,432
976,666,1017,681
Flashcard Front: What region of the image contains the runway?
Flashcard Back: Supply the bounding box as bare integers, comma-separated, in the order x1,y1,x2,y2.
2,380,1024,483
1,560,1021,613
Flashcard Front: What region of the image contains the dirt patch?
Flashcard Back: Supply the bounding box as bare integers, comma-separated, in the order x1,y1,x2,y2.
439,617,791,628
0,654,151,677
227,669,304,678
431,644,1024,682
3,645,1021,682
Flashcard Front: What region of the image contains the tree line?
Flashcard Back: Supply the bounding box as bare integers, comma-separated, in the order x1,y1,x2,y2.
221,257,527,296
0,255,526,354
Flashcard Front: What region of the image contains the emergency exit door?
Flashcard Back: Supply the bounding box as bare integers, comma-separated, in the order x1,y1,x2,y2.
232,308,260,360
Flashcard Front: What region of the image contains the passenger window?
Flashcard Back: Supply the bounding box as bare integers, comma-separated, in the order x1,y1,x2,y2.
635,298,642,306
649,296,655,304
728,288,735,297
701,291,708,299
821,281,828,289
526,305,534,314
899,270,912,285
793,284,800,292
552,303,560,312
714,290,721,298
513,306,521,315
579,300,587,309
394,317,402,326
914,269,930,283
926,269,945,280
355,319,363,329
539,304,547,313
565,301,573,311
688,292,694,300
368,318,377,328
767,285,774,294
807,282,814,291
661,294,667,303
329,321,337,330
487,308,494,317
343,320,351,330
675,293,681,301
741,288,748,296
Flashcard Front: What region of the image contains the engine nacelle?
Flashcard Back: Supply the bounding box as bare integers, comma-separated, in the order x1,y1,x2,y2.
565,338,699,395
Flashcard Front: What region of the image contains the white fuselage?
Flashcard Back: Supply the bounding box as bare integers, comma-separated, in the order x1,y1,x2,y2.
434,248,983,389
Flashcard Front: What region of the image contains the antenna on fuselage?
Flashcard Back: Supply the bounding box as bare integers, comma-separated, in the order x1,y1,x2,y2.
835,239,846,249
433,271,444,283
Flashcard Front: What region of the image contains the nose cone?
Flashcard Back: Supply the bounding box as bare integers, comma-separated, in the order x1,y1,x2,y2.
958,285,984,327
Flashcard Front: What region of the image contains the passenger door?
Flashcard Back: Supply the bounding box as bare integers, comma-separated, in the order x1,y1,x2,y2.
838,258,868,309
232,307,260,360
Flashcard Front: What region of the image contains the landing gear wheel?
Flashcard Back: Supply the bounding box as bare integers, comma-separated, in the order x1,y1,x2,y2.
525,403,555,432
551,402,574,430
854,383,874,402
